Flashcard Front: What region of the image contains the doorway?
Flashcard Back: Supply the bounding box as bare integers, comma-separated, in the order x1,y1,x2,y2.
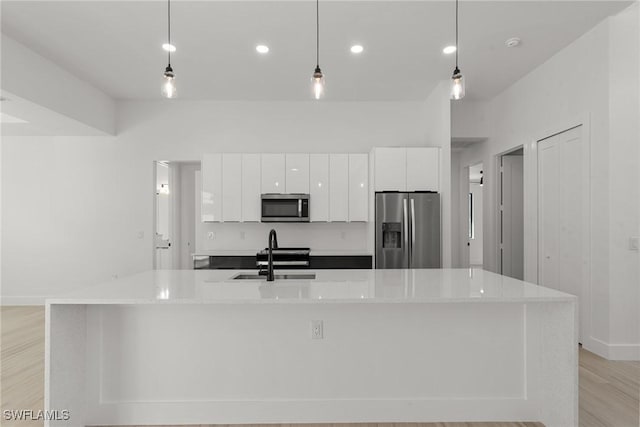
537,125,587,341
467,163,483,268
499,148,524,280
153,161,201,270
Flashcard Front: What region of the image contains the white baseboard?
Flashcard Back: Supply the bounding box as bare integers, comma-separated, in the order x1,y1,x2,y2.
583,336,640,361
1,296,46,305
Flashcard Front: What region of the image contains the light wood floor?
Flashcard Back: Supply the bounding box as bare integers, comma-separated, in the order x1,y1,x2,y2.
2,306,638,427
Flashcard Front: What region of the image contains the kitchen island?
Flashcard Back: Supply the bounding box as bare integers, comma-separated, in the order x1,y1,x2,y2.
45,269,577,427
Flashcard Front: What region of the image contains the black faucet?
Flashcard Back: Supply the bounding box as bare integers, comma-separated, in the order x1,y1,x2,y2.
267,229,278,282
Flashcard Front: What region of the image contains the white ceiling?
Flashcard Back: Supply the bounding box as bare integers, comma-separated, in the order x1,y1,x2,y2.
1,1,631,101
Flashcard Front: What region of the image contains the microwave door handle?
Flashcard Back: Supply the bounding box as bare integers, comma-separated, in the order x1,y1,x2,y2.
298,199,302,217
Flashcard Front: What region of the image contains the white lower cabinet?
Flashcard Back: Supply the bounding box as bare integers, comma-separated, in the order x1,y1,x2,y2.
348,154,368,221
201,153,222,222
241,154,261,222
329,154,349,222
222,154,242,222
309,154,329,222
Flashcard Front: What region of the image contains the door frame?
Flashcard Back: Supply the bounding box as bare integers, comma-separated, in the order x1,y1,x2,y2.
530,113,592,344
496,147,523,278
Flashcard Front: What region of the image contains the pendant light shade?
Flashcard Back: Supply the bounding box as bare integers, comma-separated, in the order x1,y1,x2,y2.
450,0,465,100
312,66,325,100
311,0,325,99
162,65,176,99
451,67,465,100
162,0,176,99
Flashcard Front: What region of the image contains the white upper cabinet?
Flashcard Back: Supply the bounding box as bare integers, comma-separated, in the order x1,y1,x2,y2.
285,154,310,193
329,154,349,222
406,147,439,192
374,147,406,191
261,154,285,194
241,154,261,222
201,153,222,222
373,147,440,192
309,154,329,222
348,154,368,221
222,154,242,222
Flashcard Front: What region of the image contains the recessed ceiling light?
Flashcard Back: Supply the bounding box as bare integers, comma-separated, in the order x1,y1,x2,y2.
505,37,522,48
350,45,364,54
162,43,176,52
443,45,457,54
256,45,269,54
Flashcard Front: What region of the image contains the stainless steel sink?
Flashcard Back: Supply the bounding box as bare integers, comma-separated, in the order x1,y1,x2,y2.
232,273,316,280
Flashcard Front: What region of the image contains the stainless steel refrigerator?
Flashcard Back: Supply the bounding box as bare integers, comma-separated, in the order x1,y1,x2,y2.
375,192,441,269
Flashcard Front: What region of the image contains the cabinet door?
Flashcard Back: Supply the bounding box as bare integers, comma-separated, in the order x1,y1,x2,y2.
329,154,349,222
201,153,222,222
374,147,406,191
309,154,329,222
285,154,310,194
221,154,242,222
406,147,439,191
261,154,285,193
241,154,261,222
349,154,368,221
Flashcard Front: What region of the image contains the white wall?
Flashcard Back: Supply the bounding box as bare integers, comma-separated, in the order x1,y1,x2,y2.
1,35,115,135
451,4,640,360
2,100,441,302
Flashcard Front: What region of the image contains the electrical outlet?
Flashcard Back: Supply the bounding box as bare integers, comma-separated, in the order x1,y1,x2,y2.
630,237,639,252
311,320,323,339
340,231,347,240
240,231,246,240
137,231,144,239
207,232,215,240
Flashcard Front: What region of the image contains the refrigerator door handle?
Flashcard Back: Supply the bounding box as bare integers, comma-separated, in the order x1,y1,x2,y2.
403,198,409,261
410,198,416,257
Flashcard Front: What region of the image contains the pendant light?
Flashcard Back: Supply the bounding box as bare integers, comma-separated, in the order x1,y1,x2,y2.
450,0,465,100
161,0,176,99
311,0,325,100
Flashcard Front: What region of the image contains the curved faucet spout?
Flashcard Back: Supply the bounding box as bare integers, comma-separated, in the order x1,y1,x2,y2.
267,229,278,282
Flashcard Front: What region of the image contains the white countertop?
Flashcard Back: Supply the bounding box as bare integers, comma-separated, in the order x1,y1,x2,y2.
47,268,576,305
193,250,373,257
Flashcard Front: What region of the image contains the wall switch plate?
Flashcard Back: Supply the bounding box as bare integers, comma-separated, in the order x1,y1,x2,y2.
311,320,323,339
207,232,215,240
630,237,639,252
137,231,144,239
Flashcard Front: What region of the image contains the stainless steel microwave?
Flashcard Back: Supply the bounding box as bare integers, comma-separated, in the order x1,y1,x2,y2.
261,194,310,222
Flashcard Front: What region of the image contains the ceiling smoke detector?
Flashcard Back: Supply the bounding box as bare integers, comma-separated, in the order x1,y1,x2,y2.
505,37,522,48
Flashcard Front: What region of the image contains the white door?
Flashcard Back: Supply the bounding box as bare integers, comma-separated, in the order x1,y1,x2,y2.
285,154,310,193
501,154,524,279
406,147,439,192
261,154,285,193
329,154,349,222
538,126,586,340
241,154,261,222
348,154,368,222
222,154,242,222
309,154,329,222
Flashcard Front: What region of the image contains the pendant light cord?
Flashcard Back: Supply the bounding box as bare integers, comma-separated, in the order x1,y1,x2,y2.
316,0,320,67
167,0,171,65
455,0,459,68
